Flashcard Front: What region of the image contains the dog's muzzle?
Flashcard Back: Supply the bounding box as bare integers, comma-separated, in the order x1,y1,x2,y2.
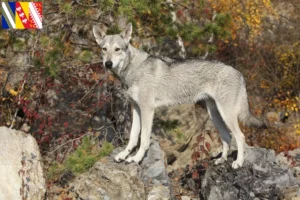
105,61,113,69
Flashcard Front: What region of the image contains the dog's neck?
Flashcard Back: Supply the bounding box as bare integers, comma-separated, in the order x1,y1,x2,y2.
124,44,149,69
112,44,149,87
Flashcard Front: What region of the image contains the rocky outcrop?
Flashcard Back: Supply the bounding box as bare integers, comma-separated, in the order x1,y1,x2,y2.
201,147,300,200
277,148,300,176
141,141,171,200
69,140,171,200
69,128,300,200
70,161,145,200
0,126,46,200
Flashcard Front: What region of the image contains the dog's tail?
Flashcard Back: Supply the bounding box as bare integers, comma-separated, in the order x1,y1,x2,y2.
239,110,267,129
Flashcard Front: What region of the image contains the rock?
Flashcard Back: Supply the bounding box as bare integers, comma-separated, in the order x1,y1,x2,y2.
0,126,46,200
20,123,31,133
8,52,31,67
140,141,171,199
142,141,168,182
277,148,300,176
201,147,299,200
147,185,171,200
70,161,145,200
181,196,191,200
287,148,300,159
5,68,26,89
280,185,300,200
70,140,170,200
141,141,172,199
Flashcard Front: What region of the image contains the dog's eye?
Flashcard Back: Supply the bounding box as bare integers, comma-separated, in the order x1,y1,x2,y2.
102,48,107,51
115,48,121,52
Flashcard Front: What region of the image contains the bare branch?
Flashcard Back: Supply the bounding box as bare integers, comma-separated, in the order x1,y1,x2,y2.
45,127,104,157
74,74,109,108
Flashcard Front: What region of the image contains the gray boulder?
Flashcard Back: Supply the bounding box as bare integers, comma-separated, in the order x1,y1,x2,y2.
201,147,300,200
0,126,46,200
277,148,300,176
70,140,171,200
70,161,145,200
141,141,171,200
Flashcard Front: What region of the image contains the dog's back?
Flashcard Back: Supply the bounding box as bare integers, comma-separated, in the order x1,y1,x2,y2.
125,58,244,108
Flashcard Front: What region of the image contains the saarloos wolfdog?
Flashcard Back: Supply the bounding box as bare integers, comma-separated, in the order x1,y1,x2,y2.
92,23,265,169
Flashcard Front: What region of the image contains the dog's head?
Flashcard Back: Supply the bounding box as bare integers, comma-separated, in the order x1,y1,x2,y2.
93,23,132,70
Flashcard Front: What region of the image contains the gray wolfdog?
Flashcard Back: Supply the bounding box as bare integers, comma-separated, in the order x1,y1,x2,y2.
93,23,265,169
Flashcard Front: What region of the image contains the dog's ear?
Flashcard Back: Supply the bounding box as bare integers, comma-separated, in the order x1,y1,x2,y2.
93,25,106,45
120,23,132,44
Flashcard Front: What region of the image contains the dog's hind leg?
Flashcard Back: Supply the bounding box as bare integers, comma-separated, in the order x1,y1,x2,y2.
126,105,154,164
205,99,231,165
215,101,245,169
115,103,141,162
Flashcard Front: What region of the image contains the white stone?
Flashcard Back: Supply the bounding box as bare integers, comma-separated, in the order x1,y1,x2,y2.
0,127,45,200
147,185,170,200
181,196,191,200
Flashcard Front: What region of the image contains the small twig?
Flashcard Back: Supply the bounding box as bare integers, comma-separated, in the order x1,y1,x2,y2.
63,140,75,161
74,74,109,108
46,127,105,157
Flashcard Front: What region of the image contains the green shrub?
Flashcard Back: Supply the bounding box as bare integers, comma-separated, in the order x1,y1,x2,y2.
47,137,114,180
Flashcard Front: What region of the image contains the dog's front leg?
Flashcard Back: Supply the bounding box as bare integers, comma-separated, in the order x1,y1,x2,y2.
126,106,154,164
114,103,141,162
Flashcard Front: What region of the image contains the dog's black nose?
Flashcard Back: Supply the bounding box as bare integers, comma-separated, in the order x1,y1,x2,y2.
105,61,113,69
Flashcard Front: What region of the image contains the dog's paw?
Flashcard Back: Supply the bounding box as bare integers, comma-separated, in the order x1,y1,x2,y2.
214,157,227,165
114,151,128,162
125,154,143,164
125,156,138,164
232,159,244,169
